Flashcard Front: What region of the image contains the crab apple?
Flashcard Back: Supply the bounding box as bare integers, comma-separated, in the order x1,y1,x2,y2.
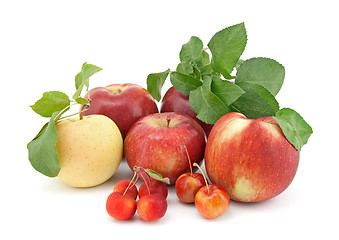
124,112,206,184
106,192,136,220
175,143,205,203
82,83,158,138
195,184,230,219
175,173,205,203
160,86,213,137
139,179,168,199
113,180,138,199
137,193,167,222
205,112,300,202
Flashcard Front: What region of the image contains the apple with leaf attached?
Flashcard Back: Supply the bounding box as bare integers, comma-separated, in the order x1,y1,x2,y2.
146,22,313,202
28,63,123,187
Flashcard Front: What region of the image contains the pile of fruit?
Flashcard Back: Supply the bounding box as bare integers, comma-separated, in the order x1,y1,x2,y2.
27,23,313,221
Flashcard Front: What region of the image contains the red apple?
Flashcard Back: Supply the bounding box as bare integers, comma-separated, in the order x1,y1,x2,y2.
124,112,206,184
205,112,300,202
195,184,230,219
82,83,158,138
160,86,213,137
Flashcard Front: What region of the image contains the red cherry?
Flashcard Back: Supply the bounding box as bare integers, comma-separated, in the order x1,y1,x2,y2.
106,192,136,220
113,180,138,199
137,193,167,221
139,179,168,199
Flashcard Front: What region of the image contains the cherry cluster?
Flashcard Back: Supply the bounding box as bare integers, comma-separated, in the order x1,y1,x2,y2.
106,168,168,222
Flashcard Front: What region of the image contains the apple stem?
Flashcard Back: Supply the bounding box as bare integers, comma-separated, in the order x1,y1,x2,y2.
166,118,171,127
266,118,275,123
182,143,193,176
193,163,210,195
123,171,138,197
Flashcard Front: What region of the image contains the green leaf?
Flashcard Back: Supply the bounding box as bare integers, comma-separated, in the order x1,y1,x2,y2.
202,50,210,66
146,69,170,101
144,169,170,185
208,22,247,79
189,76,229,124
30,91,70,117
235,57,285,96
179,36,204,67
236,82,279,112
273,108,313,151
210,76,244,106
176,62,194,76
27,116,60,177
170,71,202,95
74,97,89,105
73,62,102,100
231,83,278,119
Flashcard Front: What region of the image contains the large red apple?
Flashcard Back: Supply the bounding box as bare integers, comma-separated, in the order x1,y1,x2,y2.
160,86,213,137
205,112,300,202
82,83,158,138
124,112,206,184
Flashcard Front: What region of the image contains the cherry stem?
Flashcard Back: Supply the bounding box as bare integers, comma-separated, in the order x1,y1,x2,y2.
182,143,193,176
123,171,138,196
193,163,210,195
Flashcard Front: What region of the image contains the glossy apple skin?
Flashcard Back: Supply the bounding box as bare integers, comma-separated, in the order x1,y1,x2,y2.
82,83,158,138
124,112,206,184
195,184,230,219
175,173,205,203
205,112,300,202
161,87,213,137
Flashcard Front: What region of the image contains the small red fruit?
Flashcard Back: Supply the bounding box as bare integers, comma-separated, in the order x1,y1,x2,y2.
137,193,167,221
195,184,230,219
113,180,138,199
193,163,230,219
175,143,205,203
106,192,137,220
139,179,168,199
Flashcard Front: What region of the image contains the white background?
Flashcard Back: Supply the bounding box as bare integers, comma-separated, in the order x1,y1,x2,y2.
1,0,338,239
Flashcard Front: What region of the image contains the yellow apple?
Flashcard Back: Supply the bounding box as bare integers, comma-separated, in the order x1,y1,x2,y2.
55,114,123,187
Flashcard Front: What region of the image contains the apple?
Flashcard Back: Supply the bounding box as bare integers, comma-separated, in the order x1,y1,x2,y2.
124,112,206,184
204,112,300,202
160,86,213,137
82,83,158,138
56,114,123,187
195,184,230,219
175,143,205,203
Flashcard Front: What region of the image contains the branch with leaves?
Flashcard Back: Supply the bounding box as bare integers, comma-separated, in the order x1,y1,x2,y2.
146,22,312,151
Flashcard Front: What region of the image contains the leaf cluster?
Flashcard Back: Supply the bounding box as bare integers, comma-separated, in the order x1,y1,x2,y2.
27,63,102,177
146,23,312,151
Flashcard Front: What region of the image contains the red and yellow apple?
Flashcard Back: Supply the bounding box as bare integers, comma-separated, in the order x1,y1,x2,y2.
161,86,213,137
205,112,300,202
124,112,206,184
82,83,158,138
56,115,123,187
